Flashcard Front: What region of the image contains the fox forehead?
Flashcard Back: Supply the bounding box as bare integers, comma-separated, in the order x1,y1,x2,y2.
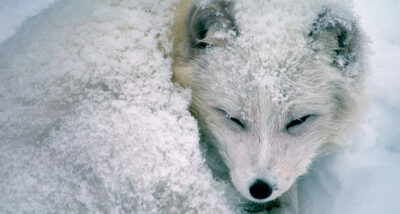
187,0,346,106
190,43,337,112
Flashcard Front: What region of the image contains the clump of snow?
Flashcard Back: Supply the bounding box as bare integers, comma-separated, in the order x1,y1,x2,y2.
0,0,233,213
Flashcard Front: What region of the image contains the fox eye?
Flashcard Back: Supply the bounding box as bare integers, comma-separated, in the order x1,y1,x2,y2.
216,108,246,129
228,116,245,129
286,115,311,130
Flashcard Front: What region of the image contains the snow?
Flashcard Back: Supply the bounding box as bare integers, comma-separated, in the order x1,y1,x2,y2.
0,0,58,44
299,0,400,213
0,0,232,213
0,0,399,213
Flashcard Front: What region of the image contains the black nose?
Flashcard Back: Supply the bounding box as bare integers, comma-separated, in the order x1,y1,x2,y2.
249,179,272,200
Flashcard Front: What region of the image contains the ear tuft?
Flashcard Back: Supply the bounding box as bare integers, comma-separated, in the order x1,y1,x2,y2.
187,0,238,52
309,7,361,68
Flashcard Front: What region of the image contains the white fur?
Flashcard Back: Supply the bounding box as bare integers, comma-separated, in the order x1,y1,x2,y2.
172,0,366,212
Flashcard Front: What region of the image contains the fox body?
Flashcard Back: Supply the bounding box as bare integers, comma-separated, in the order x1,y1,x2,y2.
171,0,366,213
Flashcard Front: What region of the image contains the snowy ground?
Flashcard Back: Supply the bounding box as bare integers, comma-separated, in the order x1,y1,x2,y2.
0,0,399,213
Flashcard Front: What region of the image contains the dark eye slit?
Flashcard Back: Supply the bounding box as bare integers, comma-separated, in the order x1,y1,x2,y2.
229,117,245,129
215,108,246,129
286,115,310,129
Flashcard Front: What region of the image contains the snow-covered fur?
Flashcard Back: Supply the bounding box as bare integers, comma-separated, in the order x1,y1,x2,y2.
172,0,366,213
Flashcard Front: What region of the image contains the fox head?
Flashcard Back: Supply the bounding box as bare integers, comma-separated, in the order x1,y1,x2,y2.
172,0,365,203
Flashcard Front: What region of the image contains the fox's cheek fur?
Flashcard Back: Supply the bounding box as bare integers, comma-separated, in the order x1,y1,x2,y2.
172,0,366,211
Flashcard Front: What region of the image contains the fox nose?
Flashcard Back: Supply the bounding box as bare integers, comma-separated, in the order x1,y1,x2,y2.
249,179,272,200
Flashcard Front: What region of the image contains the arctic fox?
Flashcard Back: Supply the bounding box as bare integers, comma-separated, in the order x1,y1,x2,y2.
171,0,366,213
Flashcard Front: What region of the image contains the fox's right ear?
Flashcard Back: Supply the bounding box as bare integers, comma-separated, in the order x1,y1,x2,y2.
308,7,363,78
187,0,238,51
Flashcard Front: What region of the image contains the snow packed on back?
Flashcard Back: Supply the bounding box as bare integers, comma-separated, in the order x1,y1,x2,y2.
0,0,232,213
0,0,399,213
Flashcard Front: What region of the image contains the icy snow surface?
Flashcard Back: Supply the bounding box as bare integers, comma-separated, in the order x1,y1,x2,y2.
0,0,399,213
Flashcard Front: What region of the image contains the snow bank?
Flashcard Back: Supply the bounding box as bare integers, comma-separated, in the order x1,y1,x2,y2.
0,0,232,213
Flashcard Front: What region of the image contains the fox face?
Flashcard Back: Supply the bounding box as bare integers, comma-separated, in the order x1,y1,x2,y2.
172,0,365,203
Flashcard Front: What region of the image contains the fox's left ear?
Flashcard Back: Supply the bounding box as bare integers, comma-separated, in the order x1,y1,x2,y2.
187,0,238,51
309,7,363,72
